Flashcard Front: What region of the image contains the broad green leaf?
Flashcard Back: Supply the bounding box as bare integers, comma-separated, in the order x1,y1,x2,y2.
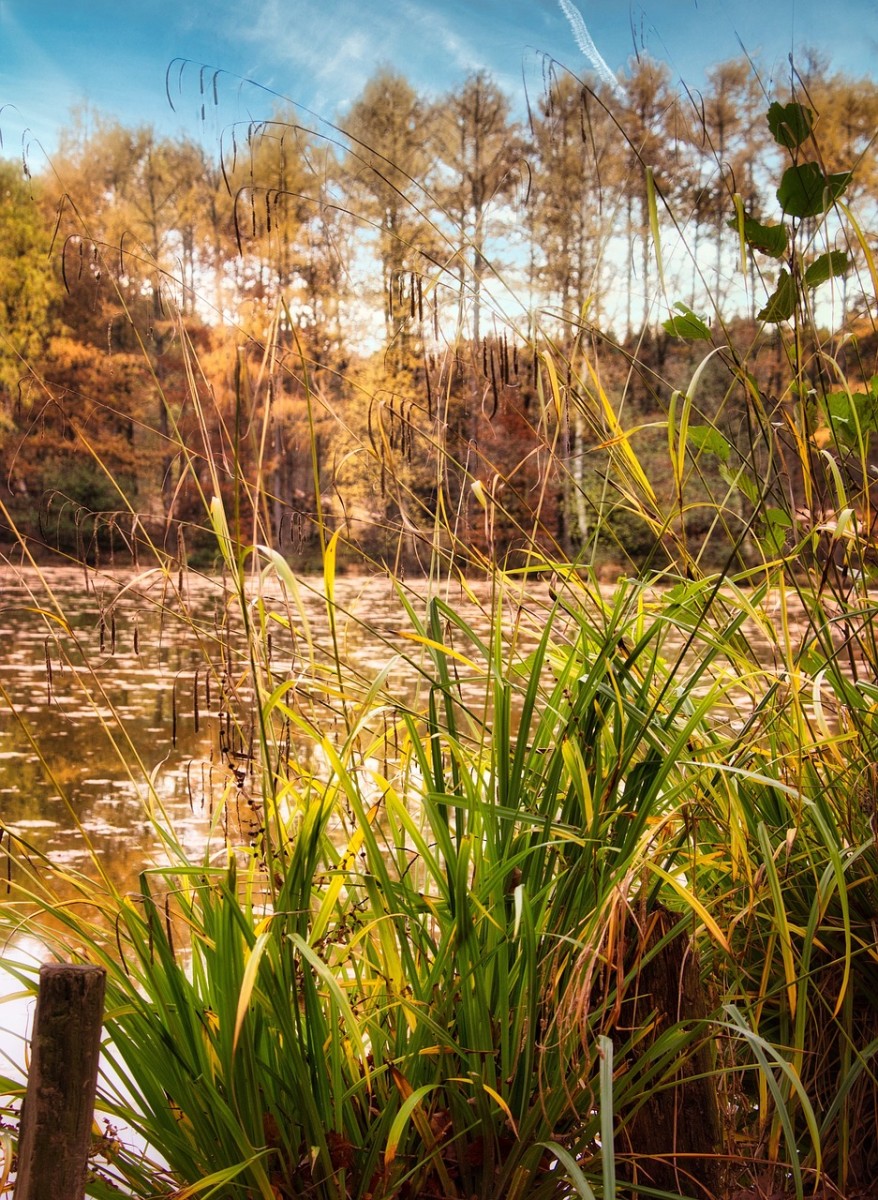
323,525,341,606
598,1036,617,1200
757,823,798,1018
758,269,796,322
232,928,272,1055
761,507,793,555
767,101,814,149
735,216,788,258
688,424,732,463
170,1152,274,1200
646,165,663,288
778,162,853,217
384,1083,440,1166
209,496,237,572
827,391,857,428
662,302,711,340
723,1005,823,1199
394,630,482,671
804,250,848,288
720,465,760,504
825,389,878,447
647,863,731,951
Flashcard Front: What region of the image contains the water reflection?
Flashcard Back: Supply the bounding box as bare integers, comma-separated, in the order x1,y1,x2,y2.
0,565,518,893
0,566,224,891
0,562,848,898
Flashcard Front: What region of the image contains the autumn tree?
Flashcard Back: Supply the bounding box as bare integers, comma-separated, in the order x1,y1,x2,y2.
530,71,622,328
0,162,59,419
212,114,356,551
42,119,221,523
50,118,209,311
683,58,772,308
616,56,679,332
0,155,166,552
431,71,528,344
341,70,440,349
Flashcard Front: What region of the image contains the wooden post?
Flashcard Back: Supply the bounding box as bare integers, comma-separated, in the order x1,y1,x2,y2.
615,907,724,1199
14,963,107,1200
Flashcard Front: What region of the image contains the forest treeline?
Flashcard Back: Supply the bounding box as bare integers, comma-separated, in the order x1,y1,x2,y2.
1,52,876,570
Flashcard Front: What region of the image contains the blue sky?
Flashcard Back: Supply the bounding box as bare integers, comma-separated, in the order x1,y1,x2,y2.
1,0,876,159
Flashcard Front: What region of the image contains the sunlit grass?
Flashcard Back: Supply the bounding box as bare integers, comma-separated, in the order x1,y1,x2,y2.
1,67,877,1200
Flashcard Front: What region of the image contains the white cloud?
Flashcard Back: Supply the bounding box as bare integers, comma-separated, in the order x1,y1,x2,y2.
209,0,405,115
398,1,487,75
210,0,491,121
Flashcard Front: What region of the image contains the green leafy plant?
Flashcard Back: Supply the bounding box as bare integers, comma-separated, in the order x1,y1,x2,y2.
1,66,878,1200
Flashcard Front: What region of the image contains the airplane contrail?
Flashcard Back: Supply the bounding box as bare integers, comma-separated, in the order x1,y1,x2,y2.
557,0,626,100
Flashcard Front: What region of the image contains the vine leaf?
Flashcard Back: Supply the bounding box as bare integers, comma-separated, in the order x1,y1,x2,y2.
777,163,852,218
767,101,814,149
823,380,878,448
737,216,788,258
761,507,793,555
688,425,732,463
804,251,848,289
662,302,711,340
758,270,797,322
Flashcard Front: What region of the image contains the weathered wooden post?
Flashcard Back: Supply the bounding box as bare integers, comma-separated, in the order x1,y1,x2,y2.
14,963,107,1200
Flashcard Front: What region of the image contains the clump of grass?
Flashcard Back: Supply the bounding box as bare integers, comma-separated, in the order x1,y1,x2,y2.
0,559,738,1198
1,61,878,1200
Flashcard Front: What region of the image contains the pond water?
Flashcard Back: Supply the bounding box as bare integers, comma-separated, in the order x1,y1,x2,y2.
0,564,521,893
0,565,224,890
0,562,849,895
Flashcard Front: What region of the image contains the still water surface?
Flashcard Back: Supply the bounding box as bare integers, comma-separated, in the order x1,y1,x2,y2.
0,565,515,891
1,566,223,887
0,563,840,891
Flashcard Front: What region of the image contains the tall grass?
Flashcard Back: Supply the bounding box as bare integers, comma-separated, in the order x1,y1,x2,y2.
1,68,878,1200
